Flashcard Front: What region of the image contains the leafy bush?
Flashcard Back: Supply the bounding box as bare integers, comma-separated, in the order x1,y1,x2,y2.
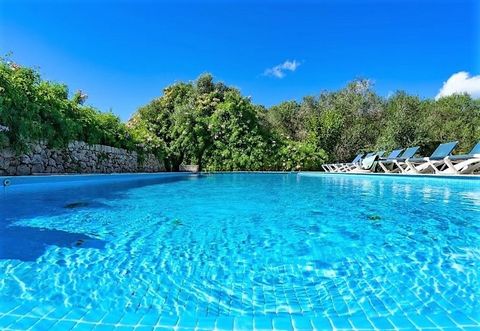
0,57,138,152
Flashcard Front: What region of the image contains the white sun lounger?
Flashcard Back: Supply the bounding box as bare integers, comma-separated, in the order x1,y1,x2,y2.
441,141,480,175
401,141,458,174
322,153,364,173
379,146,419,173
347,151,386,173
338,152,374,172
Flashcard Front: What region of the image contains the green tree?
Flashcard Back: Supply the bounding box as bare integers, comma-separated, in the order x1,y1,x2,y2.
420,94,480,154
205,90,275,171
375,91,424,151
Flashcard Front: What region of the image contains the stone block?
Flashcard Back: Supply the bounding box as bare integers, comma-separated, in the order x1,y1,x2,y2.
17,164,31,175
32,163,45,173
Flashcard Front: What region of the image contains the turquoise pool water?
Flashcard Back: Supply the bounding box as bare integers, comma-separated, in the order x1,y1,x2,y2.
0,173,479,330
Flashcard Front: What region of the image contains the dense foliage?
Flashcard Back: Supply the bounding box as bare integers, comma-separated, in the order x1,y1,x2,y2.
128,75,279,171
0,58,137,152
2,58,479,171
131,75,480,171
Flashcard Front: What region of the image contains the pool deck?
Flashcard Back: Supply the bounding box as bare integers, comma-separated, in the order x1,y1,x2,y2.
298,171,480,180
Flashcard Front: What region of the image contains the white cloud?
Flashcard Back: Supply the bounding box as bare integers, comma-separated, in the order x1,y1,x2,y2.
264,60,301,78
436,71,480,100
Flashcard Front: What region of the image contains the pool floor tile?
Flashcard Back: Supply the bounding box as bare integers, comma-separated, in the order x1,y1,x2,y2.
407,314,437,328
310,317,332,330
133,326,155,331
64,309,88,321
118,312,143,325
196,316,217,329
71,322,97,331
101,312,124,324
329,316,352,329
28,305,54,318
82,310,107,323
388,315,416,329
348,315,373,329
47,307,72,319
290,317,311,330
428,314,459,328
176,316,197,328
11,304,35,316
449,311,480,327
51,320,78,330
233,317,254,330
0,302,20,314
113,326,135,331
157,316,178,328
254,316,273,330
139,313,160,326
0,314,19,329
8,316,39,329
93,324,117,331
216,317,234,330
30,318,61,330
368,316,395,330
272,317,293,331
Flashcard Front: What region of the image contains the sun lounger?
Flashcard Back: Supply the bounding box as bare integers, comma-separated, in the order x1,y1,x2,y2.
379,146,419,173
322,153,364,173
376,148,404,173
347,151,386,173
401,141,458,174
442,141,480,174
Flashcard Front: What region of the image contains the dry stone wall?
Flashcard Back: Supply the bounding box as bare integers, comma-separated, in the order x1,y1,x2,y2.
0,141,164,176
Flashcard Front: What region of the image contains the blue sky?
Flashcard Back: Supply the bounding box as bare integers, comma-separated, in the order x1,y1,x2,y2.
1,0,478,120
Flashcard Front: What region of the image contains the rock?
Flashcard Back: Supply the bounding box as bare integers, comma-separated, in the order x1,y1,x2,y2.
34,144,43,154
31,154,43,164
2,149,14,159
32,163,45,173
16,164,31,175
0,156,9,170
46,166,57,173
20,155,31,164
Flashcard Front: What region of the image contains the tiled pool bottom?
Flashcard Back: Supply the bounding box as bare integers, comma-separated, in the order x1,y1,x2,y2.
1,304,480,331
1,173,480,330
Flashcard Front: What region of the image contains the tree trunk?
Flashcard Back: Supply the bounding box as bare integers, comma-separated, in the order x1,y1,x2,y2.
197,151,204,172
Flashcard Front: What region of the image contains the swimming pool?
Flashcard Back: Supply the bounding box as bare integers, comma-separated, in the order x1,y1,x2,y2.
0,173,479,330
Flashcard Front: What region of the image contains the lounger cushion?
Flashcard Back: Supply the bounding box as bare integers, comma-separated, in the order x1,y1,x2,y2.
361,155,378,170
429,141,458,159
399,146,420,159
447,155,473,161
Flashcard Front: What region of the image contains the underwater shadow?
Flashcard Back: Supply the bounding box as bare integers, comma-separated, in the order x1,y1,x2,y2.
0,175,195,262
0,224,106,262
